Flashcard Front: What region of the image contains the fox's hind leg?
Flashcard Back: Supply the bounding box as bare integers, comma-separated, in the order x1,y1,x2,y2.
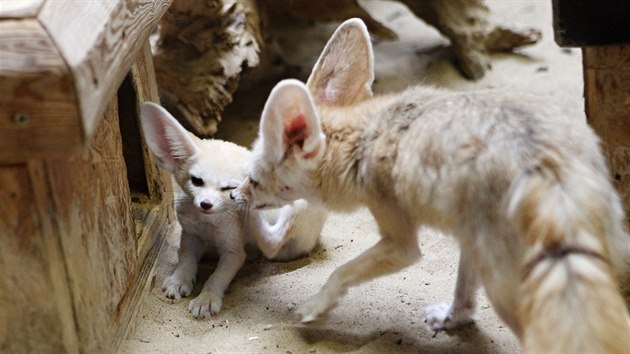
424,247,479,331
297,204,420,322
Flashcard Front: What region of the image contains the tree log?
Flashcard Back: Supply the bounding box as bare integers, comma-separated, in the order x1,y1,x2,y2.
401,0,540,79
155,0,540,135
261,0,541,80
154,0,263,136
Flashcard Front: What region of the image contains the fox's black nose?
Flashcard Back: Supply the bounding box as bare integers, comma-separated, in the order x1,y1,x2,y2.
200,201,213,210
229,191,235,200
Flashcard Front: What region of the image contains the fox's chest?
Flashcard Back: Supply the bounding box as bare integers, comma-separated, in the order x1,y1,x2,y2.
176,204,248,249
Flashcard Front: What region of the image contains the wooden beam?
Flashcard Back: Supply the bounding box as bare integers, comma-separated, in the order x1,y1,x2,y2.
111,39,174,349
0,19,81,163
127,41,169,203
38,0,173,144
583,46,630,228
0,164,76,353
27,160,81,354
0,0,44,18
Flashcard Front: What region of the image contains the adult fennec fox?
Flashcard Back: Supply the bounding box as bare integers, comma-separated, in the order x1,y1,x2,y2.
232,18,630,353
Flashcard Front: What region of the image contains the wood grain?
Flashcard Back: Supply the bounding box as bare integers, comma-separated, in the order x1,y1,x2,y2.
0,19,81,163
1,4,174,352
0,0,43,18
583,46,630,228
111,42,174,347
0,165,67,353
45,98,138,353
121,41,169,204
38,0,173,143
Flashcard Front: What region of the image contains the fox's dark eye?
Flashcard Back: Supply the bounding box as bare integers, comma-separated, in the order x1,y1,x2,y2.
220,186,236,192
191,176,204,187
249,178,259,188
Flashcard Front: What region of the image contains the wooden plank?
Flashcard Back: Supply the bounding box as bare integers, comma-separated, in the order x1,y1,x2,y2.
45,97,138,353
0,165,68,353
111,209,173,350
129,41,174,209
27,160,81,354
38,0,173,144
116,40,174,243
0,0,44,18
111,41,174,346
0,19,81,163
583,46,630,228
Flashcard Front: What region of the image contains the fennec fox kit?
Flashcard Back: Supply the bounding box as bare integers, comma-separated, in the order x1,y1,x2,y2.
140,102,326,319
233,19,630,352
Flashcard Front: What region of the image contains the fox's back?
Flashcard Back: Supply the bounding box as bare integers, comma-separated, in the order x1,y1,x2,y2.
353,87,610,231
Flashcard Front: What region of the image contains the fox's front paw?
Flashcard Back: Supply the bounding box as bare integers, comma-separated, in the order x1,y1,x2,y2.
161,274,193,300
188,291,223,319
296,292,339,323
424,303,474,331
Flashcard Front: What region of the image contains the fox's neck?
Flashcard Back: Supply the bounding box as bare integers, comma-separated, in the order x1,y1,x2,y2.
311,96,395,211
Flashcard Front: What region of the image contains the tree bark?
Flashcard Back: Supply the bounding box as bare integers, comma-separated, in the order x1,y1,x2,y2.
154,0,263,136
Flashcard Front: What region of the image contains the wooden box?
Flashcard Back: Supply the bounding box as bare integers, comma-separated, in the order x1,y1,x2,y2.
0,1,174,352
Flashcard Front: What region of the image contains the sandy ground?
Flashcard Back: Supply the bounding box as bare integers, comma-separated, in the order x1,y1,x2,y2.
121,1,585,353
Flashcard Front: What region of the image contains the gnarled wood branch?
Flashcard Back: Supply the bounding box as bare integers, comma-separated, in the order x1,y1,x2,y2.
153,0,263,136
262,0,541,80
154,0,540,135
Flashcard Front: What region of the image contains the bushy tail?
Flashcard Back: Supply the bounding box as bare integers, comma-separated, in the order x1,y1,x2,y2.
272,202,327,261
508,155,630,353
254,201,327,261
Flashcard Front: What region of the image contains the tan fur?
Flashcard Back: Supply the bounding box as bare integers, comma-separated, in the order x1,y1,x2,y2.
233,19,630,353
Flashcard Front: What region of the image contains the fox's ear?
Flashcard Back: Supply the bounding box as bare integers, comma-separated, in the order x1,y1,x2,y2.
307,18,374,106
260,79,325,167
139,102,200,172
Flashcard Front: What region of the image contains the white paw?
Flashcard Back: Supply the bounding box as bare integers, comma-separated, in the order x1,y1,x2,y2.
296,292,338,323
161,274,193,300
424,302,473,331
188,291,223,319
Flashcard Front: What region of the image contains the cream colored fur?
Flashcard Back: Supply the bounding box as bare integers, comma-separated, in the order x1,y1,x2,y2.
233,18,630,353
139,102,326,319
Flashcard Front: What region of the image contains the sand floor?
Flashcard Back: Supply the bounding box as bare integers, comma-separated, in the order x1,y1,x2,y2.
121,1,586,353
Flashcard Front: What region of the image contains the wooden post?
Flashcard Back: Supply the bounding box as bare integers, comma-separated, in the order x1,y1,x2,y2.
583,46,630,228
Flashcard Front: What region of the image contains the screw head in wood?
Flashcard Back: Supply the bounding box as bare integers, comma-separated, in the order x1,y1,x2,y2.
13,112,30,127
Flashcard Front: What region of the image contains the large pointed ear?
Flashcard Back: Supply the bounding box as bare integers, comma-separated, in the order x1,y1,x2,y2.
306,18,374,106
259,79,325,167
139,102,200,173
